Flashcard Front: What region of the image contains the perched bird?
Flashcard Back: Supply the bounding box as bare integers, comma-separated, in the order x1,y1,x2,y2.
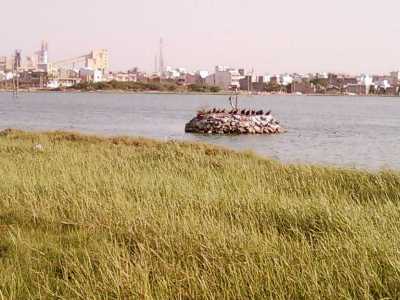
265,110,271,116
212,108,217,113
245,110,251,116
251,110,256,115
233,109,239,114
221,109,226,113
241,109,246,115
256,110,263,115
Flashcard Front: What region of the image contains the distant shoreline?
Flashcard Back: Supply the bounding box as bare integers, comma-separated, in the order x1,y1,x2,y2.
0,88,399,97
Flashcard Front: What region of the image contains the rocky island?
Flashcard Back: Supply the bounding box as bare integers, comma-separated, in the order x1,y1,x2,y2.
185,108,285,135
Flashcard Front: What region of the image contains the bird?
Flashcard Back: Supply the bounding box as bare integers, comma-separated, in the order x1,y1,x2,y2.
251,110,256,115
265,110,271,116
212,108,217,113
245,110,251,116
241,109,246,115
221,109,226,113
256,110,263,115
233,109,239,114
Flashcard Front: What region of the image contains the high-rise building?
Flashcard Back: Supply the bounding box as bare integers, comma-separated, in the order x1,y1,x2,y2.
38,41,48,65
86,49,109,74
36,41,49,72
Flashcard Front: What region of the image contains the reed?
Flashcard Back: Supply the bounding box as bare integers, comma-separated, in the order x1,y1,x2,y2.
0,129,399,299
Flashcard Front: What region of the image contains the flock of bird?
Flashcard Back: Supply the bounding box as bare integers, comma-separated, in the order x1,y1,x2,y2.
200,108,272,116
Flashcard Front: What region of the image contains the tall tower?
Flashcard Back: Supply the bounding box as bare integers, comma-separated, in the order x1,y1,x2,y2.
39,41,48,65
159,38,165,78
12,50,21,98
14,50,21,70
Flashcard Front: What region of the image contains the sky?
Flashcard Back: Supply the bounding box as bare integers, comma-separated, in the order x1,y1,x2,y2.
2,0,400,74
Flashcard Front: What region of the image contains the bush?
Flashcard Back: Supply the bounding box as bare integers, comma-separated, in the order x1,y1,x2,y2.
209,86,221,93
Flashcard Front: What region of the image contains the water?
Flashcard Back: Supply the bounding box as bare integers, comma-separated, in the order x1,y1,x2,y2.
1,91,399,170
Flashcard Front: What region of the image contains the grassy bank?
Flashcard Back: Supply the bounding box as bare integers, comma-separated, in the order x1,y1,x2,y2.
0,129,400,299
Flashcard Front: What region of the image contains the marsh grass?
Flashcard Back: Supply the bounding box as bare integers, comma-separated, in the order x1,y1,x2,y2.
0,129,400,299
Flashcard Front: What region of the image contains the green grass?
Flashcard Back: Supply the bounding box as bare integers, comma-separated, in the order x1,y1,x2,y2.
0,129,400,299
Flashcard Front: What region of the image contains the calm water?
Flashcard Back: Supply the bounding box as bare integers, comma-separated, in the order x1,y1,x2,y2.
0,91,399,170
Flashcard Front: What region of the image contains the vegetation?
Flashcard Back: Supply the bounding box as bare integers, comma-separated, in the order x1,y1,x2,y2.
71,80,222,93
187,84,222,93
71,80,179,92
310,77,328,88
264,81,282,92
1,129,400,299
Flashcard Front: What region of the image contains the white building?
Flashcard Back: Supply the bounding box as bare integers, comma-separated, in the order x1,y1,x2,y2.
79,68,104,83
0,72,14,81
280,74,293,86
47,80,60,89
207,66,244,90
378,79,391,89
109,72,137,82
359,74,373,86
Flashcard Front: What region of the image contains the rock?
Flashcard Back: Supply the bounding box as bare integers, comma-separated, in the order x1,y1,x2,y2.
254,126,262,134
239,127,247,134
185,109,284,135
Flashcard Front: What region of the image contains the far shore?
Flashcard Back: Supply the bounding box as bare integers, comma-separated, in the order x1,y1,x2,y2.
0,88,399,97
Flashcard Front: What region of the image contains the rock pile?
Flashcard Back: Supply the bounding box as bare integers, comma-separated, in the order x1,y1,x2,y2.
185,108,284,135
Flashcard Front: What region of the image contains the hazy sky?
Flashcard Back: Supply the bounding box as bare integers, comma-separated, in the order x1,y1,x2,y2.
2,0,400,74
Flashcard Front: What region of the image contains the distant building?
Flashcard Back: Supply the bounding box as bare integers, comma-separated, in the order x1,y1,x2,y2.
86,49,109,74
79,68,104,83
328,73,357,88
269,75,280,84
343,84,368,96
239,75,257,91
18,70,48,88
280,74,293,86
325,85,341,95
384,86,398,96
109,72,137,82
359,74,373,86
372,75,392,85
390,71,400,86
195,70,209,85
0,56,13,72
289,81,315,94
207,66,244,90
239,76,251,91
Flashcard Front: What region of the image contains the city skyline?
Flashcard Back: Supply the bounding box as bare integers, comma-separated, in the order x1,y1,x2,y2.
2,0,400,74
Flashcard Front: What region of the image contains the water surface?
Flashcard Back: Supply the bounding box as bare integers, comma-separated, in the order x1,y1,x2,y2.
0,92,399,170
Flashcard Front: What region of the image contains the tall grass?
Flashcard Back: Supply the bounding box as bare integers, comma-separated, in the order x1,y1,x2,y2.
0,129,399,299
